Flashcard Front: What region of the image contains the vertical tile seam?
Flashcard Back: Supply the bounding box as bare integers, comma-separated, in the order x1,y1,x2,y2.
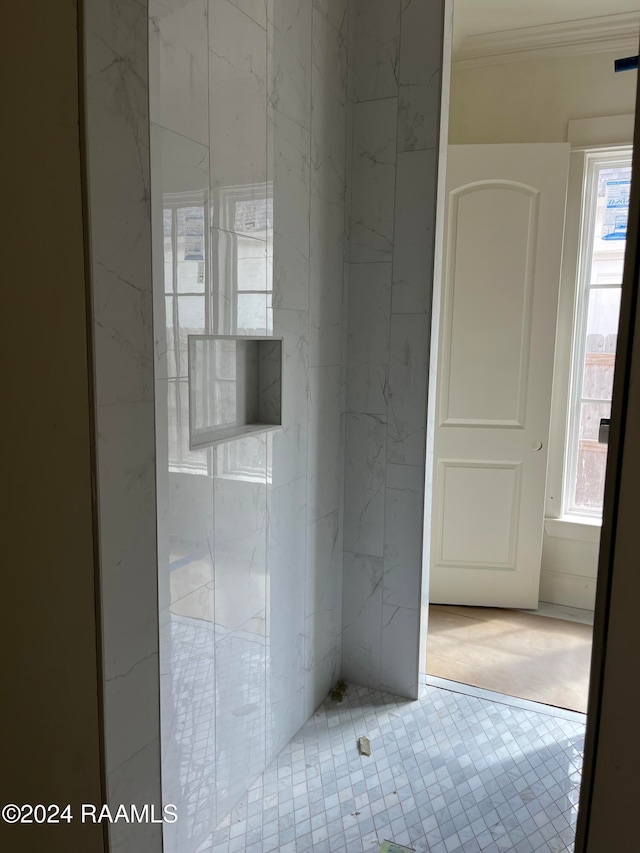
205,0,220,818
264,0,270,772
379,0,402,672
305,0,314,714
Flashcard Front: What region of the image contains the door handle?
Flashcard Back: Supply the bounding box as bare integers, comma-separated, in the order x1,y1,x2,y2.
598,418,610,445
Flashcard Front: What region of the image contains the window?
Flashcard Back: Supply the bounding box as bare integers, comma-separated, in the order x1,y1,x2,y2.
564,151,631,517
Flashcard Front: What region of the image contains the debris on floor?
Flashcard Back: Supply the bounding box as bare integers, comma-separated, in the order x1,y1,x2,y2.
357,735,371,756
379,842,415,853
330,679,348,702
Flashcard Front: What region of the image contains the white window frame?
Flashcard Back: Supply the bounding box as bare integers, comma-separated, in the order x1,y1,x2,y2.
545,144,632,529
564,150,630,519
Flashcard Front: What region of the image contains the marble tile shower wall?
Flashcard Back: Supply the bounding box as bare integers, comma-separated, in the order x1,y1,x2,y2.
342,0,446,699
149,0,350,847
84,1,162,851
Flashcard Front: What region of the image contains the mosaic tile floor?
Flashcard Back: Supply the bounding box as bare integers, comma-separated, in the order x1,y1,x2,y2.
203,682,585,853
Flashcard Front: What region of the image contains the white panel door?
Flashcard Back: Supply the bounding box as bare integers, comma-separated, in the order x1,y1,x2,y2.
430,144,569,608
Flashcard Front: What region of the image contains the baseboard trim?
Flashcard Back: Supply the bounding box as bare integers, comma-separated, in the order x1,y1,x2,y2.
539,569,597,611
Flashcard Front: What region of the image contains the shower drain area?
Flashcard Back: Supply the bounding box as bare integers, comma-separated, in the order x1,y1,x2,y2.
203,682,584,853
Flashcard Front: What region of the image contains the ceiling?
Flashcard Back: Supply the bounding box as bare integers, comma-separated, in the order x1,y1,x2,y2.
453,0,640,47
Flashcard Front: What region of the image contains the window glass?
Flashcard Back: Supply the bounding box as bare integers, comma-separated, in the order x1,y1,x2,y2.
567,160,630,515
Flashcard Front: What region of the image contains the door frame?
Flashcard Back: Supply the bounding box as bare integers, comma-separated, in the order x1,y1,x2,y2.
420,7,640,847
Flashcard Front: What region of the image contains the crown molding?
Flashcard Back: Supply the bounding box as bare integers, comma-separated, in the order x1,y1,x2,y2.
454,12,640,70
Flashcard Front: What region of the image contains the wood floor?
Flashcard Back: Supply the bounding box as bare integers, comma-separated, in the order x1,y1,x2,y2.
426,605,593,713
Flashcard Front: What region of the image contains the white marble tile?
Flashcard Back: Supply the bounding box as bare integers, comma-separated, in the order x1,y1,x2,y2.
268,308,309,487
383,463,424,610
267,0,312,129
270,108,311,312
97,402,159,682
160,616,217,852
229,0,267,29
310,7,348,206
213,437,267,634
155,383,172,621
387,314,430,466
343,413,387,557
215,626,267,820
342,551,383,688
151,124,210,379
380,603,420,699
108,736,162,852
93,264,154,405
209,0,268,235
397,0,444,153
85,0,161,844
149,0,209,145
350,98,397,263
392,148,437,314
351,0,401,103
266,477,307,758
307,365,343,522
346,262,391,415
312,0,348,35
305,508,343,713
104,651,161,780
88,0,155,407
309,196,345,367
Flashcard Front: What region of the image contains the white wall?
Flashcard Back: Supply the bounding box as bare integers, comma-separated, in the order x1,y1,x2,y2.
448,49,636,610
449,50,637,145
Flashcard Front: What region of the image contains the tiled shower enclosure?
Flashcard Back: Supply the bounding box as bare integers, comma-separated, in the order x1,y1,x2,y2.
150,0,445,849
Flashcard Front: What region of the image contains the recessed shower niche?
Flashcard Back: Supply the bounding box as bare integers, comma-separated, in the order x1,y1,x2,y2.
188,335,283,448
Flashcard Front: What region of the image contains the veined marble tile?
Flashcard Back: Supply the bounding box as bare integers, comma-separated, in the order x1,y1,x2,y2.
397,0,444,153
305,508,343,714
229,0,267,29
351,0,401,103
344,413,387,557
380,603,420,699
108,735,162,853
392,148,437,315
266,477,307,760
93,259,154,405
350,98,397,263
213,437,267,635
85,0,161,844
149,0,209,145
209,0,268,236
104,651,161,781
270,108,311,312
309,195,345,367
97,401,159,682
268,308,309,487
88,0,155,408
310,7,348,205
346,262,391,415
160,616,217,852
151,124,210,379
267,0,312,130
312,0,348,35
342,551,383,688
215,625,267,821
383,463,424,610
387,314,430,466
307,365,343,523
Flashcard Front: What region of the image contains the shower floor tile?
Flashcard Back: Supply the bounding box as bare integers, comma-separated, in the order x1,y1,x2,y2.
203,682,584,852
